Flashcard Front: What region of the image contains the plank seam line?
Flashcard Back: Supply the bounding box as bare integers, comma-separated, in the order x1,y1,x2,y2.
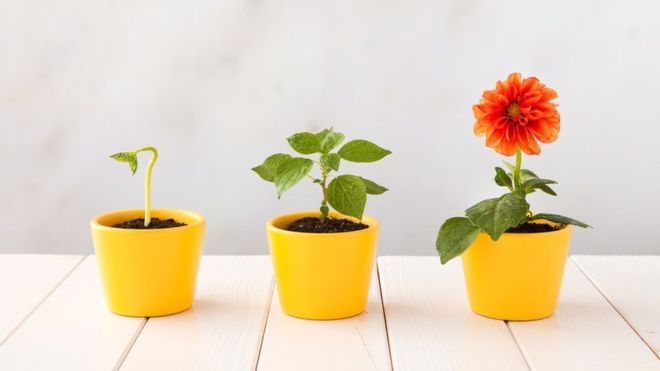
114,317,148,371
253,275,275,370
0,255,87,348
376,259,394,371
570,257,660,360
504,321,533,371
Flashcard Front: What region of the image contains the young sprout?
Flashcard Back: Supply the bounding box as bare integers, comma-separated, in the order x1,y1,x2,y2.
110,146,159,226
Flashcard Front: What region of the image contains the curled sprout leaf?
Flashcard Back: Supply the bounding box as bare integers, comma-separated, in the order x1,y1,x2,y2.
110,152,138,175
109,147,158,226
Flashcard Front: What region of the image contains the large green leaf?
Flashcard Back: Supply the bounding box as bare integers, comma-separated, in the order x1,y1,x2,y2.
320,153,340,171
465,193,530,240
251,153,292,182
274,157,313,198
315,128,345,154
110,152,138,175
361,178,388,195
338,140,391,163
530,213,591,228
327,174,367,219
436,217,480,264
287,132,321,154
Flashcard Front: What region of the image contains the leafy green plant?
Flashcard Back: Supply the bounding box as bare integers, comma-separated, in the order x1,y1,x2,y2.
110,146,158,226
252,128,390,219
436,72,590,264
437,153,591,263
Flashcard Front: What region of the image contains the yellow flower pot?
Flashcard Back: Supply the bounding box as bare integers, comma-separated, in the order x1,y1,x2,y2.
90,209,205,317
267,211,379,320
461,223,572,321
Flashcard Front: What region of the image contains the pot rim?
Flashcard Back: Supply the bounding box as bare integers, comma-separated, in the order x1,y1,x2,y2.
90,208,205,232
480,220,572,238
267,210,378,236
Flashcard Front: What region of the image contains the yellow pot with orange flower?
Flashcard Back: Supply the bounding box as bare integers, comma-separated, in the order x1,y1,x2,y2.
436,73,590,321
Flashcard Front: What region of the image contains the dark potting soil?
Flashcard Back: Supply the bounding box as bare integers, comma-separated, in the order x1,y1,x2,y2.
286,217,369,233
112,218,187,229
506,222,563,233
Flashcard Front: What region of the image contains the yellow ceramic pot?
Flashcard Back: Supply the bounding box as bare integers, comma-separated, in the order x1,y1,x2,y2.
461,223,572,321
90,209,205,317
267,211,379,320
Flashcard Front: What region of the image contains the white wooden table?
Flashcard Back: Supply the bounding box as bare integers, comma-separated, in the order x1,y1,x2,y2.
0,255,658,371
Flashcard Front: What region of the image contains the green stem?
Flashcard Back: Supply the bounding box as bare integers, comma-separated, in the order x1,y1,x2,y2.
136,146,158,226
513,147,522,191
319,164,329,218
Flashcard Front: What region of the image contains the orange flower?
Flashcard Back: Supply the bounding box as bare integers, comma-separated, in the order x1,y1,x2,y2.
473,73,560,156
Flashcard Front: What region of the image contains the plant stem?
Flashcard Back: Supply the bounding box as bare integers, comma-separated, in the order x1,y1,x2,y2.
136,146,158,226
513,147,522,191
319,164,329,218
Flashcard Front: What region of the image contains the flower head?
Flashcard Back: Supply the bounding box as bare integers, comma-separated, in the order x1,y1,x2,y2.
473,73,560,156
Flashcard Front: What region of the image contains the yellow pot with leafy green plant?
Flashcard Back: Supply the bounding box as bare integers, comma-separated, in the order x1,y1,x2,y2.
91,147,205,317
253,128,390,319
436,73,590,321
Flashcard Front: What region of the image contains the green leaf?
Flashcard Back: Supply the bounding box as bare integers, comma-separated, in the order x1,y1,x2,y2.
287,132,321,154
315,128,345,154
361,178,388,195
252,153,292,182
520,169,539,182
327,174,367,219
338,140,391,163
523,178,558,196
530,213,591,228
436,217,480,264
503,161,538,182
274,157,313,198
110,151,138,175
465,193,530,240
494,167,513,190
320,153,341,171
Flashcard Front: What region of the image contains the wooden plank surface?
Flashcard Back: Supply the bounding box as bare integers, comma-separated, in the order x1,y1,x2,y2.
572,255,660,358
377,256,528,371
0,256,146,371
121,256,274,371
508,260,660,371
0,254,83,345
257,269,391,371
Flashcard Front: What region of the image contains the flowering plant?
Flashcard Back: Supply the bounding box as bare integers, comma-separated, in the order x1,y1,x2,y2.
436,73,590,264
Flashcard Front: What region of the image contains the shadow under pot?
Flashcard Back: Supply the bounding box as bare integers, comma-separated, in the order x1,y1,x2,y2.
267,211,379,320
90,208,205,317
461,222,572,321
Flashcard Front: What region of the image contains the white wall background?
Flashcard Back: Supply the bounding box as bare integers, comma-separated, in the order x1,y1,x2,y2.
1,0,659,255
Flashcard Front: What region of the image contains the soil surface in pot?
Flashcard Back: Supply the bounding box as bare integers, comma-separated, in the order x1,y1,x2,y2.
286,217,368,233
112,218,187,229
506,222,564,233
